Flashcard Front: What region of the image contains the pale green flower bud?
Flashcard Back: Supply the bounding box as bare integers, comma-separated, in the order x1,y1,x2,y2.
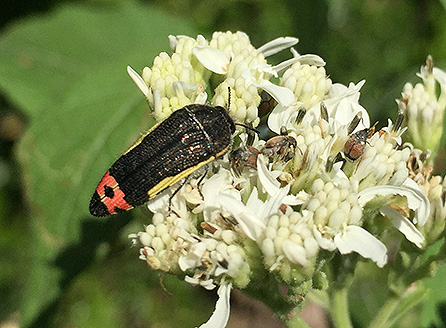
212,78,261,127
178,231,252,289
397,56,446,159
304,176,361,233
280,62,332,108
131,212,198,273
209,31,254,54
350,124,411,190
406,148,446,244
261,211,318,283
141,50,209,121
420,174,446,244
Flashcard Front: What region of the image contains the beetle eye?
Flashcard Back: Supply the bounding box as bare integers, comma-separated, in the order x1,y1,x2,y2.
104,185,115,198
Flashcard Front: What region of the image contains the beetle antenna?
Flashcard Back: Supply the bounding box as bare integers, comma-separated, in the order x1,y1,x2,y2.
227,86,259,136
227,86,231,110
235,123,260,135
366,121,378,138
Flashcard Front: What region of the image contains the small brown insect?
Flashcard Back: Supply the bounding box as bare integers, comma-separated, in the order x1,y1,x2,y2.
258,90,276,117
263,135,297,162
262,127,298,162
344,124,376,161
230,146,260,176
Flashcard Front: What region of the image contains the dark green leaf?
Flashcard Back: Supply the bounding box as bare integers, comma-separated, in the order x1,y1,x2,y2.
421,263,446,327
0,2,198,325
0,2,195,117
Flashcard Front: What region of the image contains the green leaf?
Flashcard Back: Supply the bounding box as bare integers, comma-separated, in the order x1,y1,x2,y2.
0,2,198,326
368,284,429,328
421,263,446,327
52,258,215,328
0,2,195,117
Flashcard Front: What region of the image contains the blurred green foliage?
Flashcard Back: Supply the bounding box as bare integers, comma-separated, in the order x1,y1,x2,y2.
0,0,445,327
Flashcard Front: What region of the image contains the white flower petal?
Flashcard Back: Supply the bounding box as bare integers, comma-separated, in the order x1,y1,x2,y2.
237,213,265,241
215,265,229,277
184,275,200,285
267,103,303,134
253,80,295,107
380,206,424,247
257,36,299,57
179,242,208,271
127,66,149,97
244,186,263,209
262,184,290,218
273,53,326,74
201,279,218,290
201,169,240,221
179,255,198,272
168,34,194,51
172,80,198,96
257,155,280,195
147,189,170,212
192,46,230,74
255,157,299,205
153,88,162,115
242,63,277,78
168,35,178,51
185,276,216,290
334,225,388,267
283,194,303,206
330,80,365,99
217,193,266,241
195,91,208,104
402,178,430,226
312,226,336,251
302,80,370,128
433,67,446,85
358,180,430,227
199,284,232,328
293,53,326,66
272,59,295,75
332,99,368,128
202,169,235,203
296,190,311,203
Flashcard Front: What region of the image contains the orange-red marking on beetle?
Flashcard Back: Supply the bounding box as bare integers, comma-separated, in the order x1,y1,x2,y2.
95,171,133,214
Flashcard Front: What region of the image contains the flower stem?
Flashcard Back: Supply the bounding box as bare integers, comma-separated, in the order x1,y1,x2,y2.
283,311,311,328
368,297,399,328
330,287,353,328
368,284,429,328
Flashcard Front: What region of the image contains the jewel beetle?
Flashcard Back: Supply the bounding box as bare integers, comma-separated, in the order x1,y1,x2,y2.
89,104,235,217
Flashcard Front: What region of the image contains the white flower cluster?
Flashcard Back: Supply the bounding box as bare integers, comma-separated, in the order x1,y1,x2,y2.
396,55,446,153
280,60,332,109
352,127,411,188
130,171,253,291
406,148,446,244
127,32,445,328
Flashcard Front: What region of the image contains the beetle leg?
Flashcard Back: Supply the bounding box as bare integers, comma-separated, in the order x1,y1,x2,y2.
196,166,209,200
168,176,191,213
354,153,365,174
